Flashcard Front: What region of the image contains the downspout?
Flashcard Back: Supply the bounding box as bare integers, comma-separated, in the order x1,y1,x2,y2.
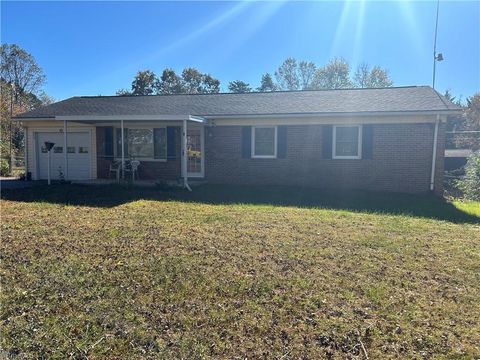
182,118,192,191
430,114,440,191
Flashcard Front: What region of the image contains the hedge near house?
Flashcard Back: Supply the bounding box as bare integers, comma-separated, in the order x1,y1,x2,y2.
0,158,9,176
456,151,480,200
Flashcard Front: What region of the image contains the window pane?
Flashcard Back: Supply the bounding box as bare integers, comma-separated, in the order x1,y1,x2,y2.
79,147,89,154
53,146,63,153
337,127,358,142
67,146,75,153
336,141,358,156
335,127,359,157
154,128,167,159
254,127,275,156
128,129,154,158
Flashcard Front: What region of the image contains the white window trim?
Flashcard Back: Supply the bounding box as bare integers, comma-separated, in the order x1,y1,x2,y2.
114,126,167,162
251,126,277,159
332,125,362,160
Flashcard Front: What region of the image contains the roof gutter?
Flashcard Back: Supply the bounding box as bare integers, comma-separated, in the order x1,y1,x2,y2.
203,109,462,120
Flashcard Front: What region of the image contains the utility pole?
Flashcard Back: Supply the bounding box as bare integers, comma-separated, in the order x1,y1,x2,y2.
432,0,443,89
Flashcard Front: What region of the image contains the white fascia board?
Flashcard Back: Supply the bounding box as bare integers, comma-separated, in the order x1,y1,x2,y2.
204,110,462,120
55,115,205,122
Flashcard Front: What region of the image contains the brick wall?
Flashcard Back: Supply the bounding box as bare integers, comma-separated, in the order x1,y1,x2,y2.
205,123,445,194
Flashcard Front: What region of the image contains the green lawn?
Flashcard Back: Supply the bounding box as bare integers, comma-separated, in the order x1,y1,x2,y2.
1,184,479,359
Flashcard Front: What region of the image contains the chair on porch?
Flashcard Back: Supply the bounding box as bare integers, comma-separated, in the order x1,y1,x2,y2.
124,159,141,181
109,160,122,182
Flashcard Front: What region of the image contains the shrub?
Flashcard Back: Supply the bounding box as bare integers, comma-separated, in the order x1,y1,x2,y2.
456,151,480,200
0,159,10,176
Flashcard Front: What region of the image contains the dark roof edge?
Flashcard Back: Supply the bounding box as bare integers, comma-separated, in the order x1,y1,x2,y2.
75,85,429,99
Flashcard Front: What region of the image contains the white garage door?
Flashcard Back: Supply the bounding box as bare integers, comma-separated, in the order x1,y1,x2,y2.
37,132,91,180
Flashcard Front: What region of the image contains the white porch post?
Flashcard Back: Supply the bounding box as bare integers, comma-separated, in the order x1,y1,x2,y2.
47,149,51,185
182,118,191,191
24,126,28,181
63,119,68,180
121,119,125,180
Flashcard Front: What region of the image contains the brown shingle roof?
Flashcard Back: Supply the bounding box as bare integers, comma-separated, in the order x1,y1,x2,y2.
15,86,461,119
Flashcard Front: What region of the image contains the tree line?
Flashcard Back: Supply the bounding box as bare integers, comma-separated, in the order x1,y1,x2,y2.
444,90,480,151
116,68,220,96
1,44,54,175
117,57,394,96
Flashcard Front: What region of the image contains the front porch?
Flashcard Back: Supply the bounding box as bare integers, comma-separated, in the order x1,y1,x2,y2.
34,115,206,190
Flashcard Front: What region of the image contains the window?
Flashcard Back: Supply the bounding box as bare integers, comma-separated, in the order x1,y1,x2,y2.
333,125,362,159
79,147,89,154
128,129,153,158
252,126,277,158
67,146,76,153
53,146,63,153
115,127,167,160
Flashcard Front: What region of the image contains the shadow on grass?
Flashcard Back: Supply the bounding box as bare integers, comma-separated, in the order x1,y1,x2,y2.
2,183,479,224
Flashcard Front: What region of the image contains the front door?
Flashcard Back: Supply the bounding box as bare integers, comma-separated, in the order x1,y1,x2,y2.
187,127,204,177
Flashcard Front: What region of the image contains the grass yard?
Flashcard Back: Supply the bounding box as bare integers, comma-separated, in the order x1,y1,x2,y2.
1,184,479,359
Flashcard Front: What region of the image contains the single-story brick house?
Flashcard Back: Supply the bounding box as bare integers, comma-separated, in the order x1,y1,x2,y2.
15,86,461,195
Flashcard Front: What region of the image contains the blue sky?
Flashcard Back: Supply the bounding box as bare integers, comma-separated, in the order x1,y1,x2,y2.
2,1,479,101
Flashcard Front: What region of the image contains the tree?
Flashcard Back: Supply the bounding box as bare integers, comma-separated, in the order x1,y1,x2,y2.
0,44,46,102
1,80,53,174
257,73,276,92
181,68,203,94
368,66,393,88
228,80,252,93
298,61,317,90
181,68,220,94
37,91,55,106
157,68,183,94
353,63,370,88
354,63,393,88
131,70,158,95
456,151,480,200
443,89,463,106
274,58,318,91
120,67,221,95
275,58,300,90
200,74,221,94
313,57,352,89
446,92,480,151
1,44,50,174
459,93,480,150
